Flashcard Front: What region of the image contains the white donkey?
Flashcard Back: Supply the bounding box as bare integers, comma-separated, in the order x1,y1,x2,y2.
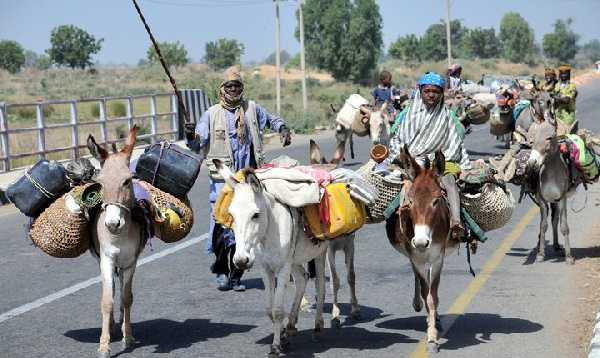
213,159,329,358
87,124,147,358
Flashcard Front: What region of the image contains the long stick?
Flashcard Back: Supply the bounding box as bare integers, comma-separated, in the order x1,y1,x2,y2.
132,0,191,123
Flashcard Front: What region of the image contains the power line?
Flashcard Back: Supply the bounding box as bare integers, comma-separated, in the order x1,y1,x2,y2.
142,0,271,7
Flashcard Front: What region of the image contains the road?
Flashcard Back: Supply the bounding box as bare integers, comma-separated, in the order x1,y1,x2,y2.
1,79,599,358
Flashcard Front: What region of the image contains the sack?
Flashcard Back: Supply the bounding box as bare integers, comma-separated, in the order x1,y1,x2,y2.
135,141,203,199
213,170,247,229
567,134,599,180
303,183,366,240
489,107,512,136
468,103,490,125
335,94,369,128
7,159,70,217
351,111,370,137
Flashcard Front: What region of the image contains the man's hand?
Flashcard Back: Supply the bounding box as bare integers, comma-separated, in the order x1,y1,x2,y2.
279,125,291,147
185,122,197,141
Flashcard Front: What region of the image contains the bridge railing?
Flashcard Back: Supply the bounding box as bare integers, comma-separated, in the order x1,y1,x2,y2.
0,93,179,173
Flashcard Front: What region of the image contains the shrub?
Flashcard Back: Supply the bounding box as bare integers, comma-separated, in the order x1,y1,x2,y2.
109,101,127,117
90,103,100,117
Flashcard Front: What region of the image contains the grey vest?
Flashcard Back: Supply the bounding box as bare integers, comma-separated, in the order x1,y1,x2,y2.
204,101,266,181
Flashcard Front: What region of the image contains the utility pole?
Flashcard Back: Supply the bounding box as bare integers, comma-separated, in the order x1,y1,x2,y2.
275,0,281,116
445,0,452,69
298,0,307,113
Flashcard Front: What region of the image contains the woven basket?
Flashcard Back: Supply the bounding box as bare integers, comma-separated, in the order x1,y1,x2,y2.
468,103,490,125
136,180,193,243
29,192,91,258
460,183,515,232
356,160,404,223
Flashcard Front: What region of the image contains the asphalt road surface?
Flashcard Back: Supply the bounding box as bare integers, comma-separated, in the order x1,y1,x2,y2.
1,79,599,358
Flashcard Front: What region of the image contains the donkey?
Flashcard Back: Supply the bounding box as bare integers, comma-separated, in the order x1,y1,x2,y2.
309,139,362,328
87,124,148,358
527,105,575,265
385,147,460,353
213,159,329,358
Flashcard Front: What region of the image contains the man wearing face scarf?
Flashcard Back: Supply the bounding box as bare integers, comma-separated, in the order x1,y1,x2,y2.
185,66,291,292
552,65,578,126
388,72,470,236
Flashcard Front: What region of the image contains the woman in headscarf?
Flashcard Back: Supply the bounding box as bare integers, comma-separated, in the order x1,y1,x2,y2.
388,72,470,235
540,68,558,92
552,65,578,125
185,66,292,292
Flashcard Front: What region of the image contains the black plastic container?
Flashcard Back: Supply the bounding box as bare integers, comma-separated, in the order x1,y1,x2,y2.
135,141,203,198
6,159,70,217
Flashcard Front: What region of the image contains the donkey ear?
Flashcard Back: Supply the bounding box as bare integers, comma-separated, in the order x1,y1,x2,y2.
121,124,140,159
213,159,239,189
246,172,262,193
400,145,420,179
309,139,321,165
87,134,109,167
330,140,346,167
433,150,446,177
329,103,338,115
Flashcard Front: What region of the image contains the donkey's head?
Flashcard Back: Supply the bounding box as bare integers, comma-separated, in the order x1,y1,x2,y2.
87,124,139,234
534,90,555,123
309,139,345,171
397,146,449,252
214,159,267,270
528,119,559,169
360,102,391,146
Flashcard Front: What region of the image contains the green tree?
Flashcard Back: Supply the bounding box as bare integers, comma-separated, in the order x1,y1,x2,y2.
46,25,103,69
542,19,580,63
24,50,39,68
0,40,25,74
298,0,383,82
147,41,188,68
388,34,422,66
420,19,468,62
465,27,500,59
37,55,52,70
264,50,291,65
583,39,600,62
498,12,537,63
204,38,245,70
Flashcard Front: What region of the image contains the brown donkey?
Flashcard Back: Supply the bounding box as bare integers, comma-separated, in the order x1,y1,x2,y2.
87,124,147,358
386,146,460,353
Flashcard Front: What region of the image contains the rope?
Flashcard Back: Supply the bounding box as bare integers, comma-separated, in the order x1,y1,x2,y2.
131,0,191,123
24,171,58,198
570,183,588,213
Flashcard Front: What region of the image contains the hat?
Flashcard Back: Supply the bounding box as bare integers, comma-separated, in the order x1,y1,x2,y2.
545,68,556,76
220,66,243,86
449,63,462,72
558,65,572,72
417,72,445,88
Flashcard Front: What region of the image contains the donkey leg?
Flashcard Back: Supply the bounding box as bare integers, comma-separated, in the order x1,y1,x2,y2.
119,266,136,350
537,202,549,262
98,259,115,358
550,203,564,256
269,264,292,357
558,199,574,265
412,270,423,312
425,263,444,353
327,245,342,329
285,264,308,344
312,250,327,341
345,237,361,321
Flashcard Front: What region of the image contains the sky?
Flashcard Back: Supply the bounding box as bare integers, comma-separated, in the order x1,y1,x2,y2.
1,0,599,66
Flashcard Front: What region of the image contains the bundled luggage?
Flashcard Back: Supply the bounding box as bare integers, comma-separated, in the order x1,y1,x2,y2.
135,140,203,199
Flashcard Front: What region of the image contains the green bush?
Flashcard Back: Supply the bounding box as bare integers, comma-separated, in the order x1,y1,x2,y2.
109,101,127,117
283,111,321,134
90,103,100,117
14,104,55,120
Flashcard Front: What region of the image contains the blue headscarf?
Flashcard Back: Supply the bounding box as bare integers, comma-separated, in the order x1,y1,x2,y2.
417,72,445,88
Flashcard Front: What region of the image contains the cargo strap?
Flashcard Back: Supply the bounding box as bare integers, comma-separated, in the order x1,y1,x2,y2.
24,171,58,198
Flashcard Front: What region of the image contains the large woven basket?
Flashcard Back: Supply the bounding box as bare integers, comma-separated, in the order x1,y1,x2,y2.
356,160,404,223
29,191,91,258
460,183,515,232
136,180,193,243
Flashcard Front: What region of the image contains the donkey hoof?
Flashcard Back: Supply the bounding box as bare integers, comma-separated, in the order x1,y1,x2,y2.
352,311,363,321
331,317,341,329
122,337,135,350
566,257,575,266
536,254,545,263
312,329,323,342
98,351,111,358
268,345,282,358
426,342,440,353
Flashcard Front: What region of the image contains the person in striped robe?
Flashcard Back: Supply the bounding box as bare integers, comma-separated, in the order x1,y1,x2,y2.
388,72,471,235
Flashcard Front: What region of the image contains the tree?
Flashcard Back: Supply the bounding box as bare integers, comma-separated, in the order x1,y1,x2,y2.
147,41,188,67
420,19,468,62
24,50,39,68
388,34,422,66
46,25,103,70
542,19,580,63
583,39,600,62
264,50,291,66
204,38,244,70
498,12,537,63
298,0,383,82
465,27,500,59
0,40,25,74
37,55,52,70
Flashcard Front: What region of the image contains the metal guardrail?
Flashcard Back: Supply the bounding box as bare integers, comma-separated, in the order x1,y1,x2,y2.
0,93,179,172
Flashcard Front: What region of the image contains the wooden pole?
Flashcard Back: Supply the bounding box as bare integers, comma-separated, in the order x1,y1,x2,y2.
445,0,452,69
299,0,307,112
275,0,281,116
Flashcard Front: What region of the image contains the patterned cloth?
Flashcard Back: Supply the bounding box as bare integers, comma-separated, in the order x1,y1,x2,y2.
219,66,247,145
553,81,578,125
388,88,470,169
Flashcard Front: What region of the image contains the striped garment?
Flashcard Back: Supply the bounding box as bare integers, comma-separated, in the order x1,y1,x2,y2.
388,90,470,169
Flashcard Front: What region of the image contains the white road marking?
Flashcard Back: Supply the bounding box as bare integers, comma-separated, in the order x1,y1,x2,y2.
0,233,208,324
